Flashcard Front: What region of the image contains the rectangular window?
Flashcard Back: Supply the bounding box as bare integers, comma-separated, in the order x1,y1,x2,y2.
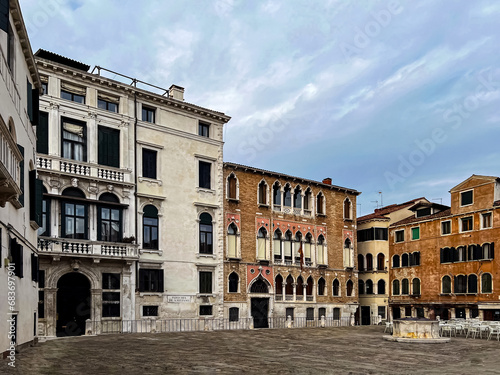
17,144,24,206
198,121,210,137
138,269,164,293
98,97,119,113
306,308,314,321
102,273,121,318
416,207,431,218
378,306,386,319
143,209,159,250
461,216,473,232
0,0,8,33
200,305,213,316
333,308,340,320
357,228,388,242
41,82,47,95
285,307,294,320
7,23,14,72
142,149,157,179
10,238,23,278
38,290,45,319
31,253,39,282
229,307,239,322
395,230,404,243
37,112,49,154
62,118,86,161
143,305,159,317
98,126,120,168
441,220,451,235
142,106,155,123
318,307,326,320
98,206,122,242
61,83,85,104
482,213,492,229
411,227,420,240
199,161,211,189
62,201,87,239
461,190,473,206
199,271,212,294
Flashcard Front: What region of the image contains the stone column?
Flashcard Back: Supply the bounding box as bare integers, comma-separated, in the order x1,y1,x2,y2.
45,288,58,337
91,288,102,334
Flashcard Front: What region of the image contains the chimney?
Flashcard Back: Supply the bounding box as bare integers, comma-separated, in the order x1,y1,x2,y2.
169,84,184,101
322,178,332,185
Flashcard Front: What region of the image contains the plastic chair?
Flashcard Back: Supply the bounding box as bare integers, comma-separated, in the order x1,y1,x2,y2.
488,325,500,341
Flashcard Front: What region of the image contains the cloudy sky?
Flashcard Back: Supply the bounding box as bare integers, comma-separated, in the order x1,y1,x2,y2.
20,0,500,216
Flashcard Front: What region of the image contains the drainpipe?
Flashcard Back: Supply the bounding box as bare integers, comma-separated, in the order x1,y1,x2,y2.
133,89,139,294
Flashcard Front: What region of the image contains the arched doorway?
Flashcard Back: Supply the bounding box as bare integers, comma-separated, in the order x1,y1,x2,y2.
57,272,91,336
250,277,270,329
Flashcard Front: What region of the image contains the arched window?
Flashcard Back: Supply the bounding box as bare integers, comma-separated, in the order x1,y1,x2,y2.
296,276,304,296
199,213,213,254
401,253,409,267
346,280,353,296
275,275,283,296
250,277,269,293
143,205,158,249
304,188,312,214
98,193,122,242
333,279,340,296
228,272,239,293
258,180,267,205
412,278,420,295
366,253,373,271
343,198,352,220
61,188,87,239
294,186,302,209
283,184,292,207
377,253,385,270
227,223,238,258
454,275,466,293
483,243,494,259
468,274,477,293
285,275,294,296
378,279,385,295
318,277,326,296
317,235,325,265
294,232,302,264
481,273,492,293
366,279,373,294
273,182,281,207
306,276,313,298
401,279,409,295
257,227,267,260
304,233,312,263
358,280,365,295
358,254,365,271
393,279,400,295
392,255,400,268
273,229,282,262
227,173,237,199
442,276,451,294
284,230,293,262
316,192,324,215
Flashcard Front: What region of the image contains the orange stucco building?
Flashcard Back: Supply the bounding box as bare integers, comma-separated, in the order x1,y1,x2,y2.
389,175,500,321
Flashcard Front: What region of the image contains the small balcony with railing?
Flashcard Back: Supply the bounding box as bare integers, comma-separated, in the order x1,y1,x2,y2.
38,237,139,260
37,155,131,183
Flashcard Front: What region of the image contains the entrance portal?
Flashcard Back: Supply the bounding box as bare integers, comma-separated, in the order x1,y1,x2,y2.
57,272,91,336
361,306,371,325
251,298,269,328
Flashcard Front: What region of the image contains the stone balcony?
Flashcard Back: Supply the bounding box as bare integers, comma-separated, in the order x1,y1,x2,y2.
38,237,139,260
37,155,131,183
0,119,22,208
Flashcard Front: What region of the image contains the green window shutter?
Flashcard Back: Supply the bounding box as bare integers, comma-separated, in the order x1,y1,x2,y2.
0,0,8,34
27,79,33,123
98,126,119,168
29,170,43,225
32,88,39,126
37,112,49,154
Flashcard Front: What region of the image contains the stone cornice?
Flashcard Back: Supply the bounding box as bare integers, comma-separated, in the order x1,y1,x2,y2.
35,59,231,124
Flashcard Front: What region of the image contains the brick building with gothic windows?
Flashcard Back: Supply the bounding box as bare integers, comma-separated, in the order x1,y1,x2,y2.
223,162,360,327
389,175,500,322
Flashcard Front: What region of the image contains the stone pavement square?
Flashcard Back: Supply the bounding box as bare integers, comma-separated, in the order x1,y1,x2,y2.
3,326,500,374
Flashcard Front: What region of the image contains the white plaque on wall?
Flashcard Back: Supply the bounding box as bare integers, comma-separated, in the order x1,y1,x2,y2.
167,295,192,303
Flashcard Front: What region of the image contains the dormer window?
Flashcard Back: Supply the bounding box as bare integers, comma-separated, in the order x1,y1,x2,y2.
416,207,431,218
461,190,473,206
